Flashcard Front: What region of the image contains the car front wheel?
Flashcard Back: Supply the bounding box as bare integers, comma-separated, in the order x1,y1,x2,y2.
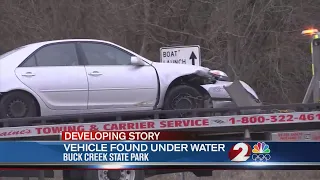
163,85,204,118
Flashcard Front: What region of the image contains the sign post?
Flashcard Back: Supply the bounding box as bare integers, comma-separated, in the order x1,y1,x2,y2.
160,45,201,66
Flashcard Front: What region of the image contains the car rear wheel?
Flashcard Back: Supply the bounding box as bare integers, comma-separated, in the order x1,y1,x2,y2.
0,91,38,118
163,85,204,118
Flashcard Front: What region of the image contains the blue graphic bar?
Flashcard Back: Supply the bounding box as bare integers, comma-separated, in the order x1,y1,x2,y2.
0,141,318,168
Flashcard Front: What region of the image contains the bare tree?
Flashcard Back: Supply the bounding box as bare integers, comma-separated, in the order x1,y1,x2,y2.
0,0,319,103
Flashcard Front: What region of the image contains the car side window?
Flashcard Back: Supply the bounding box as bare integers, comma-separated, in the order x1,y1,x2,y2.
80,43,132,66
21,43,79,67
20,55,37,67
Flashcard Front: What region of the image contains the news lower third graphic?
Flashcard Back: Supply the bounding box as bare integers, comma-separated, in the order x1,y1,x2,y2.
228,142,271,162
0,141,319,169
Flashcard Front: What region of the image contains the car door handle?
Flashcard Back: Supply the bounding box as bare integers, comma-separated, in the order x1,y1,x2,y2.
21,72,36,77
88,71,102,76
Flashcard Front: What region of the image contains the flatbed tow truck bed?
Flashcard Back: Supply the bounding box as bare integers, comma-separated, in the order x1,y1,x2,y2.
0,102,319,140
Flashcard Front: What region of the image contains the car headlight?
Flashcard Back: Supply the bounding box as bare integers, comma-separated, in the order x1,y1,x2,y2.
210,70,230,81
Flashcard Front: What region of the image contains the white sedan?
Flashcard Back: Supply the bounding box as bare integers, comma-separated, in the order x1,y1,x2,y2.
0,39,260,118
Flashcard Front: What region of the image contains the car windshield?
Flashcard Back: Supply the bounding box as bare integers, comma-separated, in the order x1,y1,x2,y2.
0,46,26,60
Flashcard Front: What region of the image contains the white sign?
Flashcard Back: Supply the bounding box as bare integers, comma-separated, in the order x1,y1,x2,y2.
271,130,320,141
160,45,201,66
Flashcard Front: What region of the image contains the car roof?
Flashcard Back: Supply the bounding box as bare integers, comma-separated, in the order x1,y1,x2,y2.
24,39,117,49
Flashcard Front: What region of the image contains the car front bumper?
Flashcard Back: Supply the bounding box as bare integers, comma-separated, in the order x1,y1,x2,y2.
200,80,261,109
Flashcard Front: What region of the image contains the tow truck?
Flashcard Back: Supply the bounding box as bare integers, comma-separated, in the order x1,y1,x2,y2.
1,29,320,180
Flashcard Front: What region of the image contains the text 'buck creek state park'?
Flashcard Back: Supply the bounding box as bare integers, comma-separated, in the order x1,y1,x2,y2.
62,143,225,162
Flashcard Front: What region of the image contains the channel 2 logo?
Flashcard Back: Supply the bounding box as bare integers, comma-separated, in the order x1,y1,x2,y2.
228,142,271,162
228,143,251,162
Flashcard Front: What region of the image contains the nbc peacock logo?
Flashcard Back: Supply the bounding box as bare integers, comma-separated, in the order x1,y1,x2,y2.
251,142,271,162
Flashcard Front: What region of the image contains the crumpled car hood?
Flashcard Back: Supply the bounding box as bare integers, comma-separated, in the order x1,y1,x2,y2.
151,62,211,81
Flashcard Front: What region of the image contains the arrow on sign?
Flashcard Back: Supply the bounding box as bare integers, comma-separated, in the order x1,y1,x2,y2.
190,51,197,65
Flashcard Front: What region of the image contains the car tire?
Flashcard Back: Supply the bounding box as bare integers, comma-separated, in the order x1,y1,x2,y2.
63,170,145,180
163,85,204,118
0,91,38,118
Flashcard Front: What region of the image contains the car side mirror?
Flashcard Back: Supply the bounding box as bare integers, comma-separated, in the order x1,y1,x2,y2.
131,56,145,66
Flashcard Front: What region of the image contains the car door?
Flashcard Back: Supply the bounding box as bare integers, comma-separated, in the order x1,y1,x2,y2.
15,42,89,110
79,42,158,110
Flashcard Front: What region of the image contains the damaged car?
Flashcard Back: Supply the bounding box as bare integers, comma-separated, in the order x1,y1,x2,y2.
0,39,260,118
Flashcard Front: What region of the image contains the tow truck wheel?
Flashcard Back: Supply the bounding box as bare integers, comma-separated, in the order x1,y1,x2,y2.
164,85,204,117
63,170,145,180
96,170,144,180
